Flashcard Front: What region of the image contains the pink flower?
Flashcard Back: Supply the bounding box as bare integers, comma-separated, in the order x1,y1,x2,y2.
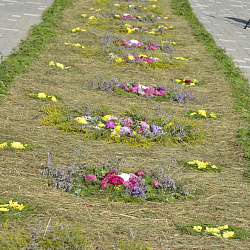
105,121,115,128
149,45,157,50
108,176,124,185
129,173,139,184
123,181,130,188
140,122,150,130
136,170,145,176
106,116,118,122
100,181,109,189
153,180,159,187
102,172,115,182
85,174,97,181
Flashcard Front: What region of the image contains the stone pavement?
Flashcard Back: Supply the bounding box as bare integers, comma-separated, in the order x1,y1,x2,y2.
0,0,54,62
188,0,250,83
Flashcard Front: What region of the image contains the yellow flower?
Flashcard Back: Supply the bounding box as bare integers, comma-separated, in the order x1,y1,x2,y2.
161,41,165,44
175,79,181,83
9,200,18,207
222,231,234,238
190,83,195,86
49,61,55,66
64,42,71,45
116,58,123,63
0,204,9,207
114,186,120,190
172,42,176,45
51,96,57,102
81,14,87,18
210,112,217,118
197,161,207,169
115,14,120,18
71,28,76,32
137,16,141,19
206,227,220,234
0,207,9,212
139,54,147,58
0,142,7,148
187,160,195,165
174,57,189,61
14,204,25,211
198,110,207,117
151,15,155,17
56,63,65,70
114,125,122,132
193,79,198,83
114,4,119,6
218,225,229,230
103,115,112,121
213,233,222,238
164,16,168,19
128,55,134,60
211,165,218,169
11,142,25,150
74,117,88,125
165,122,174,129
89,8,94,10
88,16,95,19
193,226,202,232
37,92,47,99
98,123,105,128
190,112,197,116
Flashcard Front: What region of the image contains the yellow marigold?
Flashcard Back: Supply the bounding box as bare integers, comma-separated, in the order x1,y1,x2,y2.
98,123,105,128
37,92,47,99
51,96,57,102
198,110,207,117
0,142,7,148
128,55,134,60
9,200,18,207
210,112,217,118
10,142,25,150
0,207,9,212
103,115,112,121
193,226,202,232
218,225,229,230
222,231,234,238
74,117,87,125
206,227,220,234
116,58,123,63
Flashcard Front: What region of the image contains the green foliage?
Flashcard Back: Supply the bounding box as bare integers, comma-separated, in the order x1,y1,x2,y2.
174,221,250,239
94,0,113,8
0,221,89,249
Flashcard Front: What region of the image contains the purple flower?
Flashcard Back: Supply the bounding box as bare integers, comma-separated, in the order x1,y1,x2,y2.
105,121,115,128
151,124,159,133
119,126,132,134
106,116,118,122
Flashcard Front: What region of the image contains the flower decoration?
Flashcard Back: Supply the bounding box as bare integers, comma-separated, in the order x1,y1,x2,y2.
71,27,86,32
64,42,85,48
190,224,235,239
0,200,25,212
175,78,199,86
185,109,217,118
29,93,58,102
184,160,221,172
49,61,71,70
0,141,30,150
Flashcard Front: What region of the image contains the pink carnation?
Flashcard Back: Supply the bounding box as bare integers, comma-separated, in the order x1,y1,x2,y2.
136,170,146,176
153,180,159,187
108,176,124,185
85,174,97,182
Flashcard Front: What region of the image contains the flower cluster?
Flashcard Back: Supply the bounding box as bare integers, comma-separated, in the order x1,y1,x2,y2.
49,61,71,70
186,109,217,118
174,57,191,61
65,42,85,48
116,83,166,97
184,160,220,171
81,14,96,20
43,153,190,202
114,3,162,13
113,13,167,23
0,141,29,150
175,78,199,86
193,225,234,239
0,200,25,212
29,92,57,102
89,7,101,11
71,27,86,32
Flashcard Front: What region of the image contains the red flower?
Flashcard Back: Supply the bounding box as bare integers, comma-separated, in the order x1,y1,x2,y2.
108,176,124,185
102,172,115,182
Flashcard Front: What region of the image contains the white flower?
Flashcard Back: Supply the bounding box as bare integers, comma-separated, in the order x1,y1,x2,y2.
118,173,130,182
130,39,139,44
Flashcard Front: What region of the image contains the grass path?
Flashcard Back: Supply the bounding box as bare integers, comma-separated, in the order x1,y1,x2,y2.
0,0,249,249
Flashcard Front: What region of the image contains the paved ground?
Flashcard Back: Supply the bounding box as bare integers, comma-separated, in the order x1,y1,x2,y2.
188,0,250,83
0,0,54,62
